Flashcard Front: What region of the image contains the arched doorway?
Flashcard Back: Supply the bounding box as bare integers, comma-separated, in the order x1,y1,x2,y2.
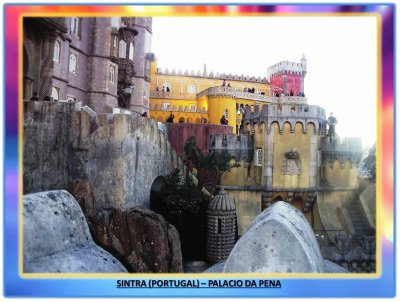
149,176,166,212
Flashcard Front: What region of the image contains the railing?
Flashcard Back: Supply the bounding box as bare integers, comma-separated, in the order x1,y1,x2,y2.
150,91,197,100
150,87,308,104
197,86,308,103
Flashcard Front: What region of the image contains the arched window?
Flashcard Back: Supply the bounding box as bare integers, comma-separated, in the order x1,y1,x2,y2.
70,17,79,36
109,66,115,83
53,41,60,62
119,40,126,58
51,87,59,101
113,36,118,48
69,53,77,73
128,42,134,60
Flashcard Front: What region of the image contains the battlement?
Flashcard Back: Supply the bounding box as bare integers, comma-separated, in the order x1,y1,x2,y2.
241,103,326,134
157,66,269,84
321,136,363,168
267,60,306,79
210,134,254,162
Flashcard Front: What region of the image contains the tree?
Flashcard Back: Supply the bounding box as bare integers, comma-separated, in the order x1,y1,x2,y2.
184,136,240,193
153,169,209,260
358,143,376,182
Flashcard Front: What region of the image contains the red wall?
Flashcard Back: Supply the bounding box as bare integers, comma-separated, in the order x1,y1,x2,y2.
167,123,233,157
270,73,303,95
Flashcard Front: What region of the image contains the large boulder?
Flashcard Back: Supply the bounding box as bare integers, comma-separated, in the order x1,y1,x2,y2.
88,207,183,273
23,190,127,273
223,201,325,273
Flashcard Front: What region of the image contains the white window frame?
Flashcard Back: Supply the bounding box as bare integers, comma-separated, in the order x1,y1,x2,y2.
128,42,134,60
187,84,196,94
255,148,263,166
53,40,60,63
162,83,171,92
109,65,116,83
119,40,126,58
113,36,118,48
67,95,76,103
70,17,79,36
68,52,77,74
51,87,59,101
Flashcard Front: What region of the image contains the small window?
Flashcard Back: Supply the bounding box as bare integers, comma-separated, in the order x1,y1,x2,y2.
190,104,196,111
51,87,59,101
217,218,222,234
224,109,229,120
109,66,116,83
113,36,118,48
69,53,77,74
162,83,171,92
187,84,196,94
256,148,263,166
129,42,134,60
119,40,126,58
67,95,76,103
162,102,170,110
53,41,60,63
70,17,79,36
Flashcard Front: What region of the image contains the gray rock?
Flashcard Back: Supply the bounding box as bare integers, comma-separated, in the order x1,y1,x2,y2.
324,260,348,273
23,190,127,273
203,261,226,273
223,201,325,273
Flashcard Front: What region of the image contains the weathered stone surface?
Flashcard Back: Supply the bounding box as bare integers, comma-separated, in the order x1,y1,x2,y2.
223,201,325,273
88,206,183,273
23,101,75,194
323,260,348,273
184,261,209,273
23,101,185,210
203,261,225,273
359,184,376,229
23,190,127,273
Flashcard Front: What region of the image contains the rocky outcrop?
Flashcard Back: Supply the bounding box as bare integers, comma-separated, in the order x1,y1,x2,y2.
23,190,127,273
23,101,185,209
87,206,183,273
223,201,325,273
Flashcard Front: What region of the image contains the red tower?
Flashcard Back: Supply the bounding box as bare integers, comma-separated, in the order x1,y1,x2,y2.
268,54,307,96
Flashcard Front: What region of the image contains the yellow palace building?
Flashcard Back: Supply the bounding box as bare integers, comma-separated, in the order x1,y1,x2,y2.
149,60,272,133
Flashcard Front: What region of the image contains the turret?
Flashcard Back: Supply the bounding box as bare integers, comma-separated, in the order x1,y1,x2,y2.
301,53,307,74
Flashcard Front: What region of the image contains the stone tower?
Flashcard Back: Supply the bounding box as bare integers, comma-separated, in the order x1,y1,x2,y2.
267,55,307,96
206,188,237,263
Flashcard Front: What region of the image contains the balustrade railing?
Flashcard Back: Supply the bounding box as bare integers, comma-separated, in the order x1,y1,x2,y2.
150,87,308,104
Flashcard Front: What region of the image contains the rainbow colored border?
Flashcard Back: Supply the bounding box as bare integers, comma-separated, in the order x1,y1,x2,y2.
3,4,395,297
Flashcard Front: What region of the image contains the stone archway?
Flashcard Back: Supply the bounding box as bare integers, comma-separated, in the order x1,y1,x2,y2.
149,175,166,212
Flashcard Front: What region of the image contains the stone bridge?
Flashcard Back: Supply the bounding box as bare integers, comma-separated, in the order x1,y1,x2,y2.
23,101,184,211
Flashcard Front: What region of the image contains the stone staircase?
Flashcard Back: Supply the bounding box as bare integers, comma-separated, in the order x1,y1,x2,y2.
346,198,369,241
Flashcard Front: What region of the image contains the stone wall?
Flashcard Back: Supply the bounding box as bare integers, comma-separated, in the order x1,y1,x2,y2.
23,100,184,210
167,123,233,157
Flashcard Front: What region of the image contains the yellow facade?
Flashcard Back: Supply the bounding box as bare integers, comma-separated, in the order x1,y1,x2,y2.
149,61,271,133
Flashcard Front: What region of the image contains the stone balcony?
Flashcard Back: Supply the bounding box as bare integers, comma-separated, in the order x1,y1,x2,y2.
151,86,308,104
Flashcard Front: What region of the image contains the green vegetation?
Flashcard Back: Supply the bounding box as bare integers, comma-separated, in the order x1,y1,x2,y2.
358,143,376,183
151,169,209,260
184,136,240,193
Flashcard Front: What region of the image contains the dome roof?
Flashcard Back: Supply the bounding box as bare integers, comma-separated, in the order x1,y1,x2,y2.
208,189,236,211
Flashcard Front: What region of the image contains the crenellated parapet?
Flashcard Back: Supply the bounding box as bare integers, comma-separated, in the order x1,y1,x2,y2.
157,67,269,84
267,60,306,78
321,136,363,168
242,103,326,135
210,134,254,163
196,86,277,103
